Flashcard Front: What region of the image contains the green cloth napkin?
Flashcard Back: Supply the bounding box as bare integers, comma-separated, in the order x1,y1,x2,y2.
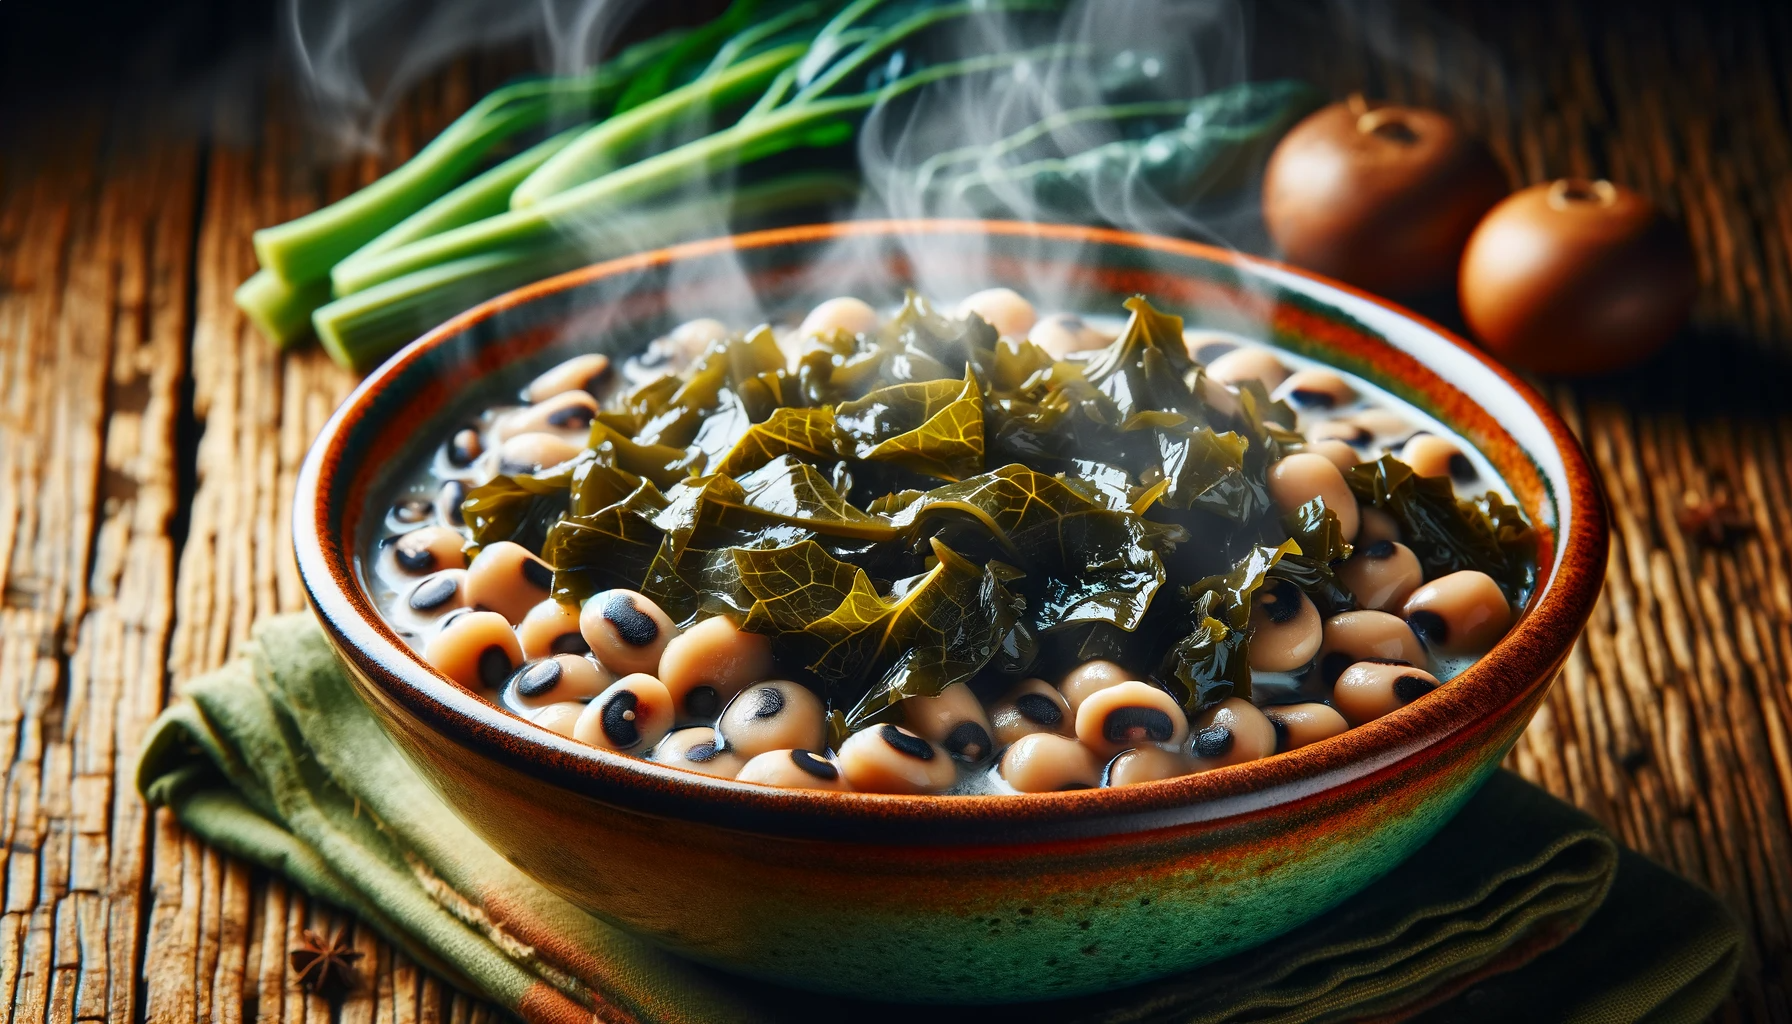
137,615,1741,1024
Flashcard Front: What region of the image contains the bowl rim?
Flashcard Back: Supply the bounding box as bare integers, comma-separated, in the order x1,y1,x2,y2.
294,218,1608,843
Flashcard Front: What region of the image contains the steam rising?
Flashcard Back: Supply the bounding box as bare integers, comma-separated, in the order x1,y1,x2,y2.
281,0,1289,337
283,0,649,151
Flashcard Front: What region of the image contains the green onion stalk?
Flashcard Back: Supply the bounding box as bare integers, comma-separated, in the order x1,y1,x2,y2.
330,2,1071,298
233,8,760,347
312,173,861,371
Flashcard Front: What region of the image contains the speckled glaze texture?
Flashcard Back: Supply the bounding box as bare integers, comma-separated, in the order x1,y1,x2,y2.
294,221,1607,1003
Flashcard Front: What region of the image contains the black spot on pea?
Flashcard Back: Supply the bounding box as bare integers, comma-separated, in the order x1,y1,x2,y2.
879,724,935,760
1102,706,1175,744
477,646,514,688
1059,782,1093,791
550,632,590,655
1193,725,1234,758
1394,675,1437,704
447,428,482,467
1270,716,1290,752
1447,452,1477,482
547,405,594,428
409,575,458,611
521,557,553,590
684,741,720,763
516,659,563,698
602,592,659,647
1015,692,1062,727
684,685,720,720
944,721,993,762
1363,539,1396,559
1261,578,1301,624
790,749,838,780
601,690,642,747
750,686,785,720
1408,609,1449,646
437,480,467,526
394,538,436,573
1338,426,1373,446
1289,388,1336,409
1320,652,1355,686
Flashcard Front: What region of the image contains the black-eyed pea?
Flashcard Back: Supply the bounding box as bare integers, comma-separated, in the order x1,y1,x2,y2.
1337,540,1424,612
1262,702,1349,752
1058,659,1130,714
1187,698,1278,772
1267,452,1360,540
1333,662,1441,726
436,479,467,527
1075,680,1189,758
525,353,611,402
717,680,825,759
496,432,584,475
390,497,432,525
446,426,483,468
1027,313,1110,358
1400,433,1477,484
1403,570,1513,655
1350,408,1413,443
957,288,1036,340
580,589,678,676
507,654,610,711
651,726,747,779
837,724,956,794
574,674,675,752
1185,330,1237,364
900,682,995,763
495,391,600,442
799,297,877,338
1247,578,1322,673
737,749,851,790
1274,369,1355,411
656,615,773,723
529,701,586,738
405,570,470,622
1357,506,1402,546
1306,438,1361,471
987,677,1074,746
1102,745,1194,787
1205,346,1289,391
1308,419,1374,447
1317,610,1429,686
517,599,590,659
464,541,553,624
640,319,728,375
999,733,1102,792
390,526,466,575
422,610,523,693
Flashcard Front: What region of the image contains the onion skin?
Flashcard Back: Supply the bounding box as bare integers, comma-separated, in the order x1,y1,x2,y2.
1459,179,1697,375
1262,100,1508,297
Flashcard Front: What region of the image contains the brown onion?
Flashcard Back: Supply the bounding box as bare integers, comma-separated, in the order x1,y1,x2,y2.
1459,179,1697,375
1262,99,1508,297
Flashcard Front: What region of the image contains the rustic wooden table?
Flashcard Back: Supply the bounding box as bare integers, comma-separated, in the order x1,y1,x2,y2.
3,1,1790,1021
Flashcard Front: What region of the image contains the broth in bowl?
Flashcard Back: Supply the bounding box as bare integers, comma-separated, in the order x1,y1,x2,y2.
364,289,1535,796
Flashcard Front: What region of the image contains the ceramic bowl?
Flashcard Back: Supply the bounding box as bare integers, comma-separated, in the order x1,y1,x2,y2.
294,220,1607,1004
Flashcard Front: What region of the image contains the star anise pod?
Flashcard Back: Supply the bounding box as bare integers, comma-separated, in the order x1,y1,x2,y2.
1676,491,1754,547
289,928,362,997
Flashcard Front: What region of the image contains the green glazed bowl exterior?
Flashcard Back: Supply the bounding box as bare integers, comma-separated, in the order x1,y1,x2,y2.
293,220,1607,1003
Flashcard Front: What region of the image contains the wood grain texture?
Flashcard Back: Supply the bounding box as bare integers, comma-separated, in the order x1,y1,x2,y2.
1,1,1789,1021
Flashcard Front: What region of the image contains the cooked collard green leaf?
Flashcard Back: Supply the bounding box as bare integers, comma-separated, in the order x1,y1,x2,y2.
1345,454,1535,603
833,368,985,481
